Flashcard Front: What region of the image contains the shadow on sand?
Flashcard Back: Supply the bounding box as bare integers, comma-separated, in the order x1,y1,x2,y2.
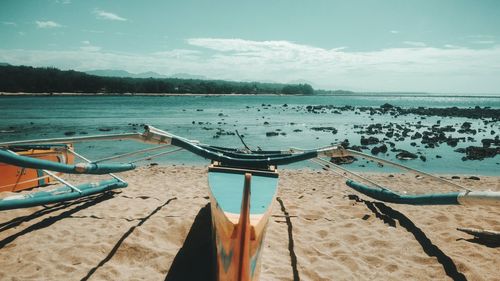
0,193,114,234
0,192,115,249
348,194,467,281
457,237,500,248
165,203,215,281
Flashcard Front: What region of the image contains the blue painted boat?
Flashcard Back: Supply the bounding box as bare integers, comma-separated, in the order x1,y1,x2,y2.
208,164,278,281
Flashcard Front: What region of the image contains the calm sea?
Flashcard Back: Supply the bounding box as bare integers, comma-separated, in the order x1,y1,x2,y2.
0,94,499,175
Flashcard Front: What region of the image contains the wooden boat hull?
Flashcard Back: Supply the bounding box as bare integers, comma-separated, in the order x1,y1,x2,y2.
0,145,74,192
208,165,278,281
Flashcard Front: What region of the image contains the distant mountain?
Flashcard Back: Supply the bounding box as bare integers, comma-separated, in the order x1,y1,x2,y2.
169,73,207,80
85,69,207,80
0,62,11,66
85,69,136,78
85,69,169,79
134,71,169,79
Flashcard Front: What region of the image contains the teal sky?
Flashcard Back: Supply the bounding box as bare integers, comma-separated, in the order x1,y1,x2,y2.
1,0,499,94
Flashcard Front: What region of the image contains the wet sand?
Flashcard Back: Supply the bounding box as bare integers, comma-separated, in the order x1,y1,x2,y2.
0,166,499,280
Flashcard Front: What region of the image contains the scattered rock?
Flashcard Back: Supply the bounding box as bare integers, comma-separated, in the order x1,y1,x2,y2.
370,144,387,155
396,150,418,160
411,132,422,139
458,146,500,160
311,127,338,134
330,156,356,165
360,136,379,145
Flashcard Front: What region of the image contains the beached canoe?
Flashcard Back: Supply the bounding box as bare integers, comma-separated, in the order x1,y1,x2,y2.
208,164,279,281
0,144,74,192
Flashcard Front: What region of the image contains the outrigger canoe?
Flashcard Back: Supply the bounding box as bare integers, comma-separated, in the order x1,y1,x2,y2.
0,144,135,210
1,125,499,280
0,144,74,192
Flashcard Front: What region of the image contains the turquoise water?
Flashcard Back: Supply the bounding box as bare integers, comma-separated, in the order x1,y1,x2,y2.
0,95,499,175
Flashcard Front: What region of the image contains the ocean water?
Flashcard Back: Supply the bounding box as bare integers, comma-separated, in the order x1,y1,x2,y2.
0,94,499,175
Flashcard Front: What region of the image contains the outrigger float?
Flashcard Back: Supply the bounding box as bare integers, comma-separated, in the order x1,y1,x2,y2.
1,125,499,280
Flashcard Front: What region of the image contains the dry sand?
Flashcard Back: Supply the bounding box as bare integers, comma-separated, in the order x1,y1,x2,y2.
0,166,499,281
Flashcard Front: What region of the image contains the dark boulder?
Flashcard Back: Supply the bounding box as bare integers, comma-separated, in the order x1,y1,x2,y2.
462,146,500,160
266,132,279,137
396,150,418,160
360,136,379,145
330,156,356,165
311,127,338,134
481,138,500,147
370,143,388,155
411,132,422,140
349,145,365,152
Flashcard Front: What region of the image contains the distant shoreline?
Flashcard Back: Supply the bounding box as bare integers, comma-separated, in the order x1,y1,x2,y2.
0,92,284,97
1,92,499,98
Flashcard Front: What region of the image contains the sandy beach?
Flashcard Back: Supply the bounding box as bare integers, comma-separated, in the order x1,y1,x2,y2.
0,166,499,281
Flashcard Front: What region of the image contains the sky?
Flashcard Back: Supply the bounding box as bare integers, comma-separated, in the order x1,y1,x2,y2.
1,0,499,94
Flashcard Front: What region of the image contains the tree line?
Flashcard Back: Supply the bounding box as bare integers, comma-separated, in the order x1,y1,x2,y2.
0,65,314,95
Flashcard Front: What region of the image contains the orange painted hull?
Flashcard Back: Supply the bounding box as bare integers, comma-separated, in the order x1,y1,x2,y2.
208,166,278,281
0,145,74,192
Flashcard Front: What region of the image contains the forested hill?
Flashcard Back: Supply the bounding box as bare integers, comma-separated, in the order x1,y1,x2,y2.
0,65,314,95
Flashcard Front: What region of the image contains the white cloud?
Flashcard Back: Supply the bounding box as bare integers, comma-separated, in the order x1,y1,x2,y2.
403,41,427,47
35,20,61,28
80,46,101,52
390,30,399,34
466,34,495,39
94,10,127,21
3,22,17,26
1,38,500,93
80,40,101,52
472,40,495,44
82,29,104,34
